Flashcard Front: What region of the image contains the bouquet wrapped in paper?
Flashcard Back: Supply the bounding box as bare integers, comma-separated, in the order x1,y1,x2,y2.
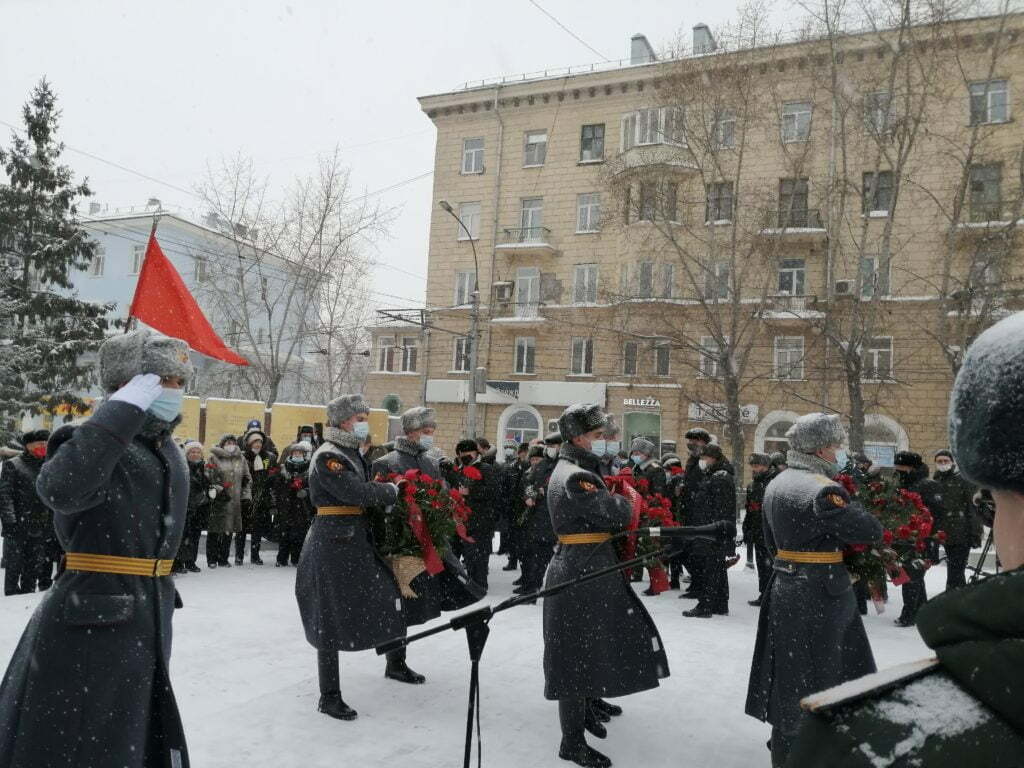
604,470,678,594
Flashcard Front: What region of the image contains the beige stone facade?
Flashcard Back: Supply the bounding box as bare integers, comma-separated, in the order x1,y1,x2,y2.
366,14,1024,475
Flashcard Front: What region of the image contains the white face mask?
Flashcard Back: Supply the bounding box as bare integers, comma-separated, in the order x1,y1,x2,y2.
936,461,954,472
352,421,370,440
698,460,711,472
419,434,435,450
591,439,607,456
545,446,559,459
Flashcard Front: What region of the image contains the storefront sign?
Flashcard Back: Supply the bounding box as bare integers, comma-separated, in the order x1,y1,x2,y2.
623,397,661,409
688,402,759,425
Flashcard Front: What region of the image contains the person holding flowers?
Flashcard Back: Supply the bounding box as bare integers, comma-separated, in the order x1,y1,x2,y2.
891,451,945,627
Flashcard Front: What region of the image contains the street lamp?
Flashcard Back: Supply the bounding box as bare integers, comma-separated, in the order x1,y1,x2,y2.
439,199,481,439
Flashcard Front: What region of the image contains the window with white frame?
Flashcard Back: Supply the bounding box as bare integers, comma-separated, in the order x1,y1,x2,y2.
194,257,208,282
637,261,654,298
862,337,893,380
715,109,736,148
968,163,1002,222
623,341,639,376
520,197,544,239
524,130,548,166
573,263,599,304
457,202,481,240
454,270,474,306
377,336,397,372
87,247,105,277
859,256,890,298
514,336,536,374
453,337,472,372
654,339,671,376
660,263,675,299
774,336,804,380
462,137,485,174
864,92,894,135
706,181,734,222
781,101,813,142
969,80,1009,125
620,107,684,151
698,336,722,378
131,244,146,274
570,337,594,375
580,124,605,162
662,106,686,145
401,336,419,372
514,266,540,317
577,193,601,233
777,259,806,295
863,171,893,215
704,261,730,300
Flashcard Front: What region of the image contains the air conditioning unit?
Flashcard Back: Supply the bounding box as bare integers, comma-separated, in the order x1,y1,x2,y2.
493,281,513,302
834,279,854,296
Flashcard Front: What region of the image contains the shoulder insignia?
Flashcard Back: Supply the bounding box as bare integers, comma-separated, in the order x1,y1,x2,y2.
579,480,599,493
325,458,346,474
826,492,847,508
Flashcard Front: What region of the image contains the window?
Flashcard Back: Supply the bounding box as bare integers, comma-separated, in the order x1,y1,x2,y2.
781,101,813,142
257,327,266,344
860,256,890,298
706,181,734,222
968,252,1001,290
453,337,472,372
505,409,541,445
699,336,722,378
777,259,806,296
401,337,418,373
660,263,675,299
87,247,105,277
764,419,793,455
663,183,678,223
969,164,1002,222
863,337,893,381
520,198,543,239
863,171,893,215
377,336,396,372
514,337,536,374
573,263,599,304
623,341,639,376
637,261,654,299
524,130,547,166
194,257,208,282
131,244,146,274
969,80,1009,125
577,193,601,233
639,182,657,221
779,178,810,227
774,336,804,380
514,267,540,317
637,107,661,145
704,261,730,300
864,92,894,135
715,110,736,148
580,124,605,162
457,202,481,240
619,263,630,296
462,137,484,174
654,340,671,376
570,337,594,375
620,107,684,150
454,270,474,306
662,106,686,145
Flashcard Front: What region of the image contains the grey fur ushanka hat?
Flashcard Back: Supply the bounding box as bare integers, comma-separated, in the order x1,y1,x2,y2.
402,407,437,433
326,394,370,427
630,437,656,456
785,413,846,454
99,328,194,392
558,403,607,440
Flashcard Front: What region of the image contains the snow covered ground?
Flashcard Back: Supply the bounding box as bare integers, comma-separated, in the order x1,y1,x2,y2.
0,555,947,767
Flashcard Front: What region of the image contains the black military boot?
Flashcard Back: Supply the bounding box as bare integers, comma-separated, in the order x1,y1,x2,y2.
317,650,356,720
559,699,611,767
559,741,612,767
683,605,713,618
251,543,263,565
318,692,357,721
592,698,622,717
585,703,607,737
385,649,426,684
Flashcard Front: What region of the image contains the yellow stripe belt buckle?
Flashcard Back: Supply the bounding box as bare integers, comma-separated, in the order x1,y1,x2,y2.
776,549,844,564
65,552,174,577
317,506,363,516
558,533,612,545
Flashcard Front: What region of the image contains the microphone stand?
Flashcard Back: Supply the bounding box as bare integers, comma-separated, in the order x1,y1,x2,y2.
375,522,734,768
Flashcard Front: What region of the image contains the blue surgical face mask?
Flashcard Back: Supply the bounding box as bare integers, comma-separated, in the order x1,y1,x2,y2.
419,434,435,450
352,421,370,440
834,449,849,470
606,441,621,455
631,453,645,465
147,387,184,422
591,439,607,456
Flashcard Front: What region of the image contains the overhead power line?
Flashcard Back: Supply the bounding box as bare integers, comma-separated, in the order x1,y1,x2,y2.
526,0,612,62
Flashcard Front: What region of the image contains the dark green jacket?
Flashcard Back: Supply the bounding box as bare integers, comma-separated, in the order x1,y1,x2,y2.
787,567,1024,767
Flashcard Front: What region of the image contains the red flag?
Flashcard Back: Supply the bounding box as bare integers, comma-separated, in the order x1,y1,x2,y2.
128,232,249,366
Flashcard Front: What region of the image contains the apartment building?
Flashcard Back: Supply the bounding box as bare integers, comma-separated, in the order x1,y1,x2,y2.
366,13,1023,469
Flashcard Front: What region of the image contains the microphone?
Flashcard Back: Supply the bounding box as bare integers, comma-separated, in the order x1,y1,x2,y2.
642,521,737,541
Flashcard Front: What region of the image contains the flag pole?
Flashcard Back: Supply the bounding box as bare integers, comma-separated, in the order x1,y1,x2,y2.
124,213,161,334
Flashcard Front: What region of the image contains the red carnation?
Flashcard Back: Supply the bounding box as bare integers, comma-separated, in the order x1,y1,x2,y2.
919,521,932,537
404,469,421,481
460,465,483,482
835,473,857,495
869,482,883,492
223,481,233,489
882,530,894,544
915,540,927,552
896,525,911,539
936,531,947,543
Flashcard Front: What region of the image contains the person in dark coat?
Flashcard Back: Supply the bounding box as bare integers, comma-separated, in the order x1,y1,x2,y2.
786,311,1024,768
932,449,979,590
892,451,944,627
296,424,320,449
237,429,278,565
275,442,315,567
295,394,405,722
206,435,250,567
674,428,712,595
0,430,53,595
543,403,669,768
500,442,530,572
175,441,211,573
744,413,883,768
744,453,774,607
0,328,194,768
446,438,497,591
682,444,735,617
519,442,557,597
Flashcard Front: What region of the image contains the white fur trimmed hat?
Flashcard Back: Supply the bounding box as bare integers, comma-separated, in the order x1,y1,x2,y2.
99,328,193,392
785,413,846,454
326,394,370,427
401,406,437,433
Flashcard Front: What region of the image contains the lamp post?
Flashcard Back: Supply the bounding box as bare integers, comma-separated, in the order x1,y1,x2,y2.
439,200,480,439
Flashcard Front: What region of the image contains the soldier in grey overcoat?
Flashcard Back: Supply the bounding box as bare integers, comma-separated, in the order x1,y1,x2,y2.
0,328,194,768
543,403,670,768
295,394,405,721
744,413,883,768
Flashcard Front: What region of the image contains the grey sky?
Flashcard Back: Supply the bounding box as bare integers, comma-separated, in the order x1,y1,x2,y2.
2,0,794,310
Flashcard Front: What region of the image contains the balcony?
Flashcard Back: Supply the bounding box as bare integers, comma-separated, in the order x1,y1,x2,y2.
759,294,824,323
490,301,547,326
609,144,699,178
758,208,828,242
495,227,557,257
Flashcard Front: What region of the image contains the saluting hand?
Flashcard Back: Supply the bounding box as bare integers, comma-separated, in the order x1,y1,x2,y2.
109,373,164,412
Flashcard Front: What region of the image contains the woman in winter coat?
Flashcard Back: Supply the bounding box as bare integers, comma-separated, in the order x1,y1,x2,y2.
207,435,251,568
276,442,314,566
238,429,277,565
175,441,212,573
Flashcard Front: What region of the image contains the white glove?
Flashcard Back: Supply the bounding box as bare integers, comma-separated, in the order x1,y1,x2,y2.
109,373,164,412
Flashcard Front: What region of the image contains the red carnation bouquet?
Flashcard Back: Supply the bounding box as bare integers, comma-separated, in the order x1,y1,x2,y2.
370,469,474,597
839,473,945,612
605,470,679,594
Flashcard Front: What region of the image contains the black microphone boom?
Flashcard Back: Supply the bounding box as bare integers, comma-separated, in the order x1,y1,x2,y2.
642,520,737,540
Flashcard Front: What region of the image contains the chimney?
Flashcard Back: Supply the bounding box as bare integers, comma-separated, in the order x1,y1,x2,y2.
630,34,657,65
693,24,717,55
